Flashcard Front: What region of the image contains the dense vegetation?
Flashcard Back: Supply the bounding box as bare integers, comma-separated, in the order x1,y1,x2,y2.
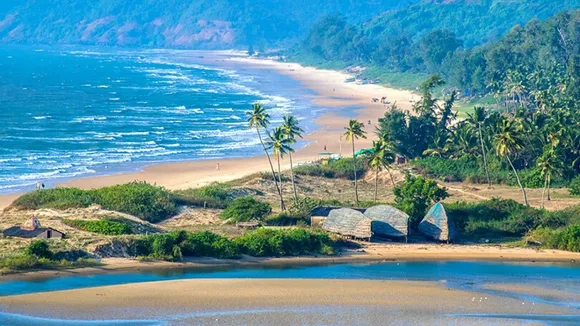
294,158,367,180
10,182,177,222
0,240,98,274
393,175,449,227
128,228,336,261
173,183,235,209
0,0,410,48
220,197,272,223
295,8,580,101
63,219,133,235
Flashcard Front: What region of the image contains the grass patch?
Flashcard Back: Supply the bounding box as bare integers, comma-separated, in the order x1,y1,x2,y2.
63,219,133,235
294,158,367,180
173,183,235,209
10,182,177,223
220,197,272,223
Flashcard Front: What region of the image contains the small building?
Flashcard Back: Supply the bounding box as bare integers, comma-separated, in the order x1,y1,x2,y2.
2,217,65,239
323,208,371,239
418,203,457,243
364,205,409,242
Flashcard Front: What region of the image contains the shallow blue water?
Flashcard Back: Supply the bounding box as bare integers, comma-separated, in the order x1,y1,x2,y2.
0,46,325,193
1,261,579,297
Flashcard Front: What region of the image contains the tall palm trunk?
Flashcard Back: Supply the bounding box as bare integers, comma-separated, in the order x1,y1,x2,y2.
276,152,285,210
289,152,298,202
256,125,284,210
374,167,379,204
386,167,395,187
541,174,548,208
506,155,529,206
478,124,491,187
352,140,359,206
547,174,552,201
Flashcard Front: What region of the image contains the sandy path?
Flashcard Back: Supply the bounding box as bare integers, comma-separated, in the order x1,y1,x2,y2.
0,54,414,209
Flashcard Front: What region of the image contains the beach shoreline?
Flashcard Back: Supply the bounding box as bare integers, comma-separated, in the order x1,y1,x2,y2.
0,52,415,209
3,243,579,282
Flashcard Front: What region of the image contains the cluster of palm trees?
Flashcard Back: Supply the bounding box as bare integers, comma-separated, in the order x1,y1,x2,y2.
247,103,303,211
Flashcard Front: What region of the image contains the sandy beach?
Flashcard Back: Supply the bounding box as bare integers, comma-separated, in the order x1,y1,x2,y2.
0,53,415,209
0,279,577,325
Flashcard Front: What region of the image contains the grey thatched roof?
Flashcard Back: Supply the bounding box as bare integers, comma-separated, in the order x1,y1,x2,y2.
364,205,409,238
418,203,457,242
3,226,48,238
311,206,365,217
323,208,372,239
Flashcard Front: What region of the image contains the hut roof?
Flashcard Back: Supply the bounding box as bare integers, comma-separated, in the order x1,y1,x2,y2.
3,226,49,238
418,203,457,242
323,208,372,239
311,206,365,217
364,205,409,238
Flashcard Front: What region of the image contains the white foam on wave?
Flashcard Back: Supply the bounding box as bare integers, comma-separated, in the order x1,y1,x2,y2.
97,85,110,89
72,116,107,123
109,98,121,101
215,108,234,112
33,116,51,120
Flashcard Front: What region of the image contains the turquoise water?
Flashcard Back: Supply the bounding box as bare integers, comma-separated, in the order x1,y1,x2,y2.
0,46,322,193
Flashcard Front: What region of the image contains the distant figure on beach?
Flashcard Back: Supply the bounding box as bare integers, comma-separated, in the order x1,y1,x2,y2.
324,145,327,151
36,182,40,190
216,163,220,171
105,165,109,170
368,120,371,125
41,183,45,189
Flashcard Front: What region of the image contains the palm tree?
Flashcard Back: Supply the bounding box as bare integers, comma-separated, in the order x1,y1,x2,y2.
537,149,564,207
281,115,304,202
247,103,284,209
495,119,529,206
467,107,491,187
368,141,395,203
266,126,292,211
342,119,367,206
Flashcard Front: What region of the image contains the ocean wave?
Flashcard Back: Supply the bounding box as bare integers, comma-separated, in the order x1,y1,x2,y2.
215,108,234,112
97,85,110,89
72,116,107,123
109,98,121,101
33,116,51,120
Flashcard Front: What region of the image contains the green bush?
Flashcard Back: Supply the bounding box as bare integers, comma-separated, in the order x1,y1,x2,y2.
265,212,308,226
11,188,94,210
93,182,177,223
10,182,177,223
64,219,132,235
541,225,580,252
393,174,449,228
24,240,53,259
220,197,272,222
570,176,580,196
173,183,234,209
294,158,367,180
234,228,336,257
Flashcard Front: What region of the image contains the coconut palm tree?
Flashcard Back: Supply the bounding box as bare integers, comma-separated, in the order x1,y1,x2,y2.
266,126,292,211
368,140,395,203
281,115,304,202
342,119,367,206
537,148,564,207
246,103,284,209
467,107,492,187
495,119,529,206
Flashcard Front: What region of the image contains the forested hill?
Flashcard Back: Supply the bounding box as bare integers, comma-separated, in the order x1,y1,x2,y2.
0,0,412,49
365,0,580,48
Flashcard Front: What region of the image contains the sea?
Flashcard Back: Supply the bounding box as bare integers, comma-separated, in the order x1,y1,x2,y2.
0,46,322,193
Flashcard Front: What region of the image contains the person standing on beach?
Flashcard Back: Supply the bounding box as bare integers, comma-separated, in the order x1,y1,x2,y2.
216,162,220,171
36,182,40,190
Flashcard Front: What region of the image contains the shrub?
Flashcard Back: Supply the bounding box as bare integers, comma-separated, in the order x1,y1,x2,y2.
234,228,336,257
294,158,367,180
542,225,580,252
93,182,177,223
393,174,448,227
287,197,318,219
173,183,234,209
570,176,580,196
265,212,308,226
24,240,53,259
11,188,94,210
10,182,178,223
220,197,271,222
64,219,132,235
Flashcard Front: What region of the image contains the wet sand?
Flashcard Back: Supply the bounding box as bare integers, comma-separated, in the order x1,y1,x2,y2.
0,279,577,325
0,53,415,209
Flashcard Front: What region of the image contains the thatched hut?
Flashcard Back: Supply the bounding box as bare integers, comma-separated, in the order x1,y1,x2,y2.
364,205,409,242
418,203,457,243
311,206,365,227
323,208,371,239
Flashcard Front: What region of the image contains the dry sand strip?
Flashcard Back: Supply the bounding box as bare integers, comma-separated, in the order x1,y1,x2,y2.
0,279,577,325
